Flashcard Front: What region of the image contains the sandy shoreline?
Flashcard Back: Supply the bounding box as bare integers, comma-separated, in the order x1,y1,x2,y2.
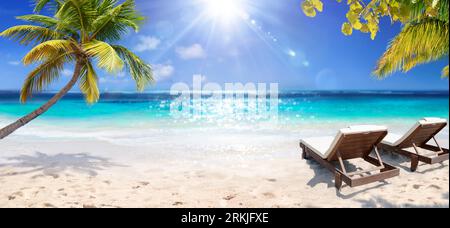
0,136,448,208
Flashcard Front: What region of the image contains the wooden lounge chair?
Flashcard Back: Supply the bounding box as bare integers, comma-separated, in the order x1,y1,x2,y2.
379,118,449,172
300,125,399,190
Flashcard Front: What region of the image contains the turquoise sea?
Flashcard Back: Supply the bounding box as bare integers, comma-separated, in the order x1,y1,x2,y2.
0,91,448,127
0,90,448,155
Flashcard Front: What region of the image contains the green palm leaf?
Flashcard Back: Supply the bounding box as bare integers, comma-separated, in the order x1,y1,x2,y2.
34,0,52,13
402,0,449,23
90,0,144,42
16,14,79,38
56,0,96,41
16,15,59,27
113,45,154,91
0,25,63,45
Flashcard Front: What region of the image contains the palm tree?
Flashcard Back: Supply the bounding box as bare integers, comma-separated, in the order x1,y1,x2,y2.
373,0,449,78
0,0,153,139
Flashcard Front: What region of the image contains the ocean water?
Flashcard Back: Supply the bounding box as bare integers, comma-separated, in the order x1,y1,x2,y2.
0,91,448,154
1,91,448,120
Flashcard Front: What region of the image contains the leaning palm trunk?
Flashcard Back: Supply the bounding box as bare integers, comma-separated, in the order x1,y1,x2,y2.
0,63,82,139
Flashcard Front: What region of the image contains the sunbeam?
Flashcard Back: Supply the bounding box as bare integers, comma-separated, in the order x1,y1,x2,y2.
200,0,248,25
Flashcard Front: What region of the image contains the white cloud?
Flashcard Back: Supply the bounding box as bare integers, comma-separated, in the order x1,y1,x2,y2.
61,69,73,77
153,63,175,81
8,61,20,66
176,44,206,60
134,36,161,52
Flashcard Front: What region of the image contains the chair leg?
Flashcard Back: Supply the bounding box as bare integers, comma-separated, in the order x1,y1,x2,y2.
300,144,309,160
432,137,444,154
302,151,309,160
335,172,343,190
411,154,419,172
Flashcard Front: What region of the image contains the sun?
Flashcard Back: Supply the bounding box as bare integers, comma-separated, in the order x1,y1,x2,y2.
202,0,246,25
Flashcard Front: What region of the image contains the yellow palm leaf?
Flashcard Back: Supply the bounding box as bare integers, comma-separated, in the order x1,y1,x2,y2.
442,65,449,78
83,40,124,74
374,19,449,78
23,40,76,65
21,53,74,102
79,61,100,104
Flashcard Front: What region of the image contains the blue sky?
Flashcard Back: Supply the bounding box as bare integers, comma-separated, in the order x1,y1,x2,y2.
0,0,448,91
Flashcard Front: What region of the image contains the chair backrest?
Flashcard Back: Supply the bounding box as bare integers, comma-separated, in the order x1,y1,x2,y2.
397,118,447,148
327,125,388,162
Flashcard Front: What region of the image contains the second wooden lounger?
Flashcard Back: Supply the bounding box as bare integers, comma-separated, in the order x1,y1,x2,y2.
379,118,449,172
300,125,399,190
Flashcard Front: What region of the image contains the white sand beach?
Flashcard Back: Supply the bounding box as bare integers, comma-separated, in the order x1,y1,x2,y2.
0,122,448,208
0,0,449,210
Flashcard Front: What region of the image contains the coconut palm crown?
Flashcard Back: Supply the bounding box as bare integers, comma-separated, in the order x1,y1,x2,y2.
0,0,153,139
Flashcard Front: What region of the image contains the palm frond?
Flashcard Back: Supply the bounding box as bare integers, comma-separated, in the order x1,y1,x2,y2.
56,0,96,41
437,0,449,23
79,60,100,103
90,0,144,42
20,53,74,102
442,65,449,78
84,40,124,73
34,0,51,13
97,0,119,13
23,40,76,65
15,14,80,41
374,19,449,78
0,25,62,45
16,15,58,27
113,45,154,91
401,0,450,23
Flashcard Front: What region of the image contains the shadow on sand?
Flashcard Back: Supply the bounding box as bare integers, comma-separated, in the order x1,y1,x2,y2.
304,158,390,199
380,151,448,174
304,149,448,205
0,152,125,177
356,196,449,208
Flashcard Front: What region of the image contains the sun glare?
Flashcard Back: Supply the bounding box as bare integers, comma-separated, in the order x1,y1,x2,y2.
202,0,246,25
